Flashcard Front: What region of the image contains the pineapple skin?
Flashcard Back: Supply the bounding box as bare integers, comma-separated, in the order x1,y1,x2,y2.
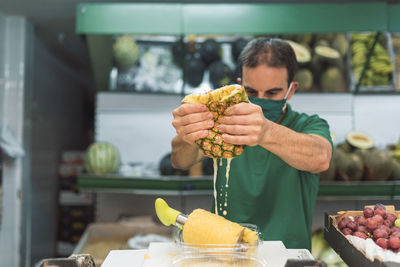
182,85,249,159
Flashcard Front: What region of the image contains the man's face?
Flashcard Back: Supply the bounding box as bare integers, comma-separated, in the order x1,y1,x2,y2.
241,65,296,100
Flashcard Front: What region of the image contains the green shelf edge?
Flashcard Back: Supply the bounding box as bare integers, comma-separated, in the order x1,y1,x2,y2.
388,4,400,33
182,3,387,35
76,3,182,35
78,176,400,197
76,2,388,35
78,175,212,191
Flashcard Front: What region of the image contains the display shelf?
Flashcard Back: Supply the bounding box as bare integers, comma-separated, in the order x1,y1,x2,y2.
76,3,387,35
78,175,400,199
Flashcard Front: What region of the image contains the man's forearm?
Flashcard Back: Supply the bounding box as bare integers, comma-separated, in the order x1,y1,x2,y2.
171,135,204,170
261,122,332,173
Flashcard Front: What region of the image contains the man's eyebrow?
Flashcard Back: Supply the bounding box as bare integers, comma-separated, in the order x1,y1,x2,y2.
266,87,283,92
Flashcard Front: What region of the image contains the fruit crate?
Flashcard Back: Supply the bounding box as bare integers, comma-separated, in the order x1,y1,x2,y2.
324,206,400,267
347,32,397,93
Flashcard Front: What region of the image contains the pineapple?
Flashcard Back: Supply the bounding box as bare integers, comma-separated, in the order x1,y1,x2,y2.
182,84,249,159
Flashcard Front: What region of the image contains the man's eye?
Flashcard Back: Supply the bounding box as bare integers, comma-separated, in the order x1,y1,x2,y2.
266,91,277,96
245,90,257,96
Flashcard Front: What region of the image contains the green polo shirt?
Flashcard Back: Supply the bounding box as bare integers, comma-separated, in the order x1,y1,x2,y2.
213,104,333,250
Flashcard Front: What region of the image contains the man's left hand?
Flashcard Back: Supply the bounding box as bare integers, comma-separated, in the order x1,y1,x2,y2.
217,102,270,146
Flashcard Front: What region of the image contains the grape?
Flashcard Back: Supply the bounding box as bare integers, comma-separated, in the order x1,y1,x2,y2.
372,215,384,225
366,218,378,231
341,216,352,223
376,238,389,249
392,227,400,234
378,225,391,235
356,225,368,234
355,215,367,226
353,231,367,239
392,231,400,238
341,228,353,235
338,219,348,229
364,208,374,218
374,203,386,211
395,219,400,227
384,219,393,227
374,207,386,218
389,236,400,249
373,228,388,240
347,221,358,231
386,213,397,224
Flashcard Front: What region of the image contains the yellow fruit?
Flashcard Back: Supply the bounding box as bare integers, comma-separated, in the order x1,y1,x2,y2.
182,209,258,246
182,84,249,159
395,218,400,227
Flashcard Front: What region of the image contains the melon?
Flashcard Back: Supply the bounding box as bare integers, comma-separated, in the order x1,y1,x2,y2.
336,152,363,181
332,34,349,57
85,142,121,174
389,159,400,180
362,149,394,181
315,46,341,61
336,142,352,153
320,67,343,92
295,34,313,45
320,150,337,181
286,40,311,64
113,35,140,68
346,131,374,150
294,69,313,92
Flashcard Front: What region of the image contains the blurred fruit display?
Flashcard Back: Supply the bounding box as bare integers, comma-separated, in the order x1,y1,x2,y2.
391,33,400,91
312,229,348,267
320,131,400,181
110,33,397,93
284,33,349,93
350,33,395,90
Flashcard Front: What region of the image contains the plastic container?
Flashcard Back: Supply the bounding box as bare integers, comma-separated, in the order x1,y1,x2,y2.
173,223,262,258
172,252,266,267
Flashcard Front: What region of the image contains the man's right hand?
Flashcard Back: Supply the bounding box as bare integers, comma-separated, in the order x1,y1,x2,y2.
172,103,214,144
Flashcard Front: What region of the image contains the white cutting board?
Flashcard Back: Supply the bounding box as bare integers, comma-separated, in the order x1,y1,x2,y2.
101,241,290,267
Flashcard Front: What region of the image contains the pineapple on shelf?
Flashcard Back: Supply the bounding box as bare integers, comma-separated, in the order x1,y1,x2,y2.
182,84,249,159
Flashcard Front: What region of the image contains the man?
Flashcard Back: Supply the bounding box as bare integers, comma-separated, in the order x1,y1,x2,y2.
171,38,333,250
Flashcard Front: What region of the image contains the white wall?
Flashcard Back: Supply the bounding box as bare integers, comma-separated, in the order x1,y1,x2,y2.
96,92,400,165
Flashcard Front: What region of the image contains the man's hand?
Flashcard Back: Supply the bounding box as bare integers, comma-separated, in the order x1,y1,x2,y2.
172,103,214,144
217,102,269,146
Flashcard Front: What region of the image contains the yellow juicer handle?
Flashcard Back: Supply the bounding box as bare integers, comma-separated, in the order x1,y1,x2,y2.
155,198,184,229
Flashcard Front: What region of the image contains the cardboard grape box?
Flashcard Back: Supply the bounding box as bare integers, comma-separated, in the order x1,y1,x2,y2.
324,206,400,267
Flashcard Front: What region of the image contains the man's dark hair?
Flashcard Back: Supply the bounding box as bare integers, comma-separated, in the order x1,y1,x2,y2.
238,38,297,86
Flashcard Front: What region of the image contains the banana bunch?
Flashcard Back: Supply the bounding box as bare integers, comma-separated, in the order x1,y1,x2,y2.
392,141,400,163
351,33,394,86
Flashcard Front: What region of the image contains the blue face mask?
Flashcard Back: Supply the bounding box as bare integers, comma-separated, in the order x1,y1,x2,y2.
248,83,293,123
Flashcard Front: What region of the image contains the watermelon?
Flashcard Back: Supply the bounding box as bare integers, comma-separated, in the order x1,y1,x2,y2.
231,38,248,62
184,53,205,87
209,61,233,89
84,142,121,174
200,39,221,67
